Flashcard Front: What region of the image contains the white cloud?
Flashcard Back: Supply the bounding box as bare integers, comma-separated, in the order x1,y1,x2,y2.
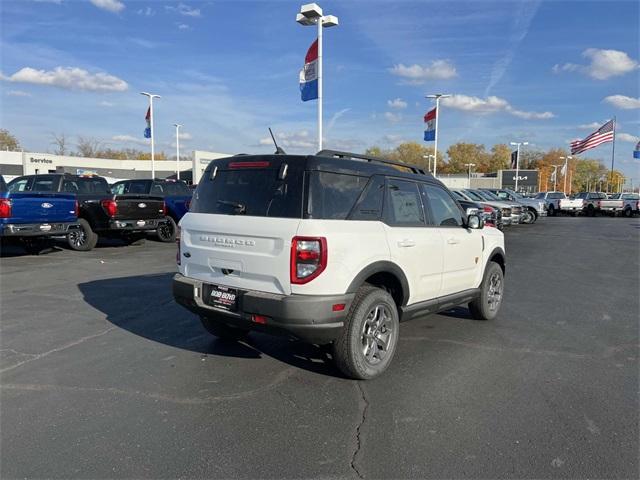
259,130,315,149
112,135,149,146
90,0,125,14
441,94,554,119
617,133,639,143
177,23,190,30
3,66,128,92
99,100,114,107
178,132,192,141
137,7,154,16
604,95,640,110
327,108,351,132
553,48,638,80
389,60,457,84
7,90,31,97
578,122,602,130
383,112,402,123
166,3,201,17
382,134,405,145
387,98,407,109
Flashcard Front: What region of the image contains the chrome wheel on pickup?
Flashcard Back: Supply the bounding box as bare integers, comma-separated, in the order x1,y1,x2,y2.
67,219,98,251
333,285,399,380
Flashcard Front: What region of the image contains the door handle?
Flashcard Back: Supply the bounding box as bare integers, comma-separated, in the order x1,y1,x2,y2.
447,238,460,245
397,239,416,247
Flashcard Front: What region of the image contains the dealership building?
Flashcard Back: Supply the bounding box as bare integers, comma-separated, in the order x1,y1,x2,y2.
0,149,229,184
438,169,540,193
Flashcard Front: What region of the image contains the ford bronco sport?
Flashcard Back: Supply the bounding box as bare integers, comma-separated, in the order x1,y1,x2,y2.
173,151,506,379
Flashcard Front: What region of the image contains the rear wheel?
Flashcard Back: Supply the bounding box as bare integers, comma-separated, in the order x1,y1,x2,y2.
200,316,249,341
624,208,633,218
333,285,399,380
469,262,504,321
67,219,98,251
587,205,595,217
548,204,556,216
157,216,177,243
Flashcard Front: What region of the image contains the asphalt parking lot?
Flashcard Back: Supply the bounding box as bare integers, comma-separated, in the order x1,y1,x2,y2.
1,217,638,479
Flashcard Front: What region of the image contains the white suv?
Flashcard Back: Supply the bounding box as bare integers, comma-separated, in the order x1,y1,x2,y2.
173,151,506,379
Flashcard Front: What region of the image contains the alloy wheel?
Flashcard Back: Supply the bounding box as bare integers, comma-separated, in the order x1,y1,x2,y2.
361,304,394,365
487,273,503,312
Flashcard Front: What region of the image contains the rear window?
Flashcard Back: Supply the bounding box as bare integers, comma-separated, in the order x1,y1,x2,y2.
191,162,304,218
162,182,190,195
127,180,151,194
32,176,57,192
307,171,368,220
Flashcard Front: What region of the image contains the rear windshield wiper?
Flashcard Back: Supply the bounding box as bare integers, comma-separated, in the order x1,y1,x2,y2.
217,200,246,214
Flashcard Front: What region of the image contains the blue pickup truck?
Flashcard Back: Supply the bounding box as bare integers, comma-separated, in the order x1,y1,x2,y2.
111,179,192,238
0,175,80,253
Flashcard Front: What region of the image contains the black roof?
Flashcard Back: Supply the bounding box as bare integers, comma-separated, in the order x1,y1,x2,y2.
206,150,439,185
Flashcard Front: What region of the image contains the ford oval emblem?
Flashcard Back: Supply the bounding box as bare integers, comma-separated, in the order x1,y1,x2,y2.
138,203,147,208
41,202,53,209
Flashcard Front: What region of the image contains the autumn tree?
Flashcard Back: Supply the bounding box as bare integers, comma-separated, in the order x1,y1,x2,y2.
485,144,511,172
445,143,489,174
0,129,21,151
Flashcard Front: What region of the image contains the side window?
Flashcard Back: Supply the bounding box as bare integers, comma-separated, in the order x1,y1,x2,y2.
496,191,509,200
111,183,126,195
423,185,464,227
307,171,368,220
349,176,384,221
8,178,31,192
62,180,79,193
384,179,425,226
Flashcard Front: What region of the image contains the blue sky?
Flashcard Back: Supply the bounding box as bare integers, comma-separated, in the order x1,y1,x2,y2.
1,0,639,180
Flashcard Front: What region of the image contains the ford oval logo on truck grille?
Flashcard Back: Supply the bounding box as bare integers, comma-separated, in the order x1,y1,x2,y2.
138,203,147,208
41,202,53,209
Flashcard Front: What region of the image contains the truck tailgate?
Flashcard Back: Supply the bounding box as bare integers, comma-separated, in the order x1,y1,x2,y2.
6,192,77,223
112,195,165,219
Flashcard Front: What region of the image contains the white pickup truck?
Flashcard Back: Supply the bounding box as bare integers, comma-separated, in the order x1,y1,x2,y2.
609,193,640,217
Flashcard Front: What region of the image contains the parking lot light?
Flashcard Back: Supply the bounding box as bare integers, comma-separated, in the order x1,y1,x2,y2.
465,163,476,188
174,123,182,180
296,3,339,152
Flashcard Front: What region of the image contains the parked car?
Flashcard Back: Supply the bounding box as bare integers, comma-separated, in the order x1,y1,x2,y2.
558,195,585,215
608,193,640,217
460,188,520,225
0,175,79,253
451,190,504,229
173,150,506,379
534,191,566,216
474,189,533,224
111,178,192,238
7,173,171,250
483,188,547,222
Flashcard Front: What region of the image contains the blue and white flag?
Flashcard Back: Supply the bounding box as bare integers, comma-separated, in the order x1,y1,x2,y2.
423,107,436,141
144,107,151,139
299,39,318,102
634,141,640,159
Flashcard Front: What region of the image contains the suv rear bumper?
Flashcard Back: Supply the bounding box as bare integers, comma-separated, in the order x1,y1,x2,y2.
108,217,168,231
172,273,353,344
0,221,79,237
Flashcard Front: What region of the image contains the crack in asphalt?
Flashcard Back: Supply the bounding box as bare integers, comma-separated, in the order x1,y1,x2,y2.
351,381,369,479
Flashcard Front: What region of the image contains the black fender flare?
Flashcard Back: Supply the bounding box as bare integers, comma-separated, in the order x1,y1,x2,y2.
346,261,411,306
486,247,506,274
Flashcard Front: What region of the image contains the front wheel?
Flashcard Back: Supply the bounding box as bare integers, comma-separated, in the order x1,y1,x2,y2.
624,208,633,218
548,205,556,217
156,217,177,242
67,219,98,251
333,285,399,380
522,210,535,224
469,262,504,321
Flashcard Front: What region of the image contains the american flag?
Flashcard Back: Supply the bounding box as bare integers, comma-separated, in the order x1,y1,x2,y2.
570,119,614,155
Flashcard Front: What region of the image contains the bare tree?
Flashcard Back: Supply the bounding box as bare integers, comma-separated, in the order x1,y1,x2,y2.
50,133,69,156
76,136,102,158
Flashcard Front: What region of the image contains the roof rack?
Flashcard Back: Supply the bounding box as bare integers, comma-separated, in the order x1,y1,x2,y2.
315,149,429,175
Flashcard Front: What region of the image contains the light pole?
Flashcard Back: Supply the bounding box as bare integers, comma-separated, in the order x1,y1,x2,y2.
510,141,528,192
173,123,182,180
465,163,476,188
423,154,435,174
296,3,339,152
551,164,562,192
426,93,451,177
559,155,572,195
140,92,161,179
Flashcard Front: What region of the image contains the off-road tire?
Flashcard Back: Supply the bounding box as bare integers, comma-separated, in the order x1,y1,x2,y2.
469,261,504,321
200,316,249,341
67,218,98,251
157,216,177,243
332,285,400,380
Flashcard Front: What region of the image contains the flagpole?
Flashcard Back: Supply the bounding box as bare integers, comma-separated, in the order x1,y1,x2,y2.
426,93,451,178
317,16,323,152
141,92,160,179
610,116,616,193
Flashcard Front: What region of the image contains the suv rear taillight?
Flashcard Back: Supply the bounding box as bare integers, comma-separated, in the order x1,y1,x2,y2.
0,199,12,218
290,236,327,284
74,200,79,217
101,199,118,217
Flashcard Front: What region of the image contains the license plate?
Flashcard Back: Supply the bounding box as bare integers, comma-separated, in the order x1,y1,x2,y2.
203,284,237,311
39,224,52,232
136,220,146,227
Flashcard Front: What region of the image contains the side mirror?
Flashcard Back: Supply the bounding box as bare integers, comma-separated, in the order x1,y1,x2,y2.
467,213,484,230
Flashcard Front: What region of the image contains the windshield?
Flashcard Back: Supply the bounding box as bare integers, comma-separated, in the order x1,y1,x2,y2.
464,190,486,202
